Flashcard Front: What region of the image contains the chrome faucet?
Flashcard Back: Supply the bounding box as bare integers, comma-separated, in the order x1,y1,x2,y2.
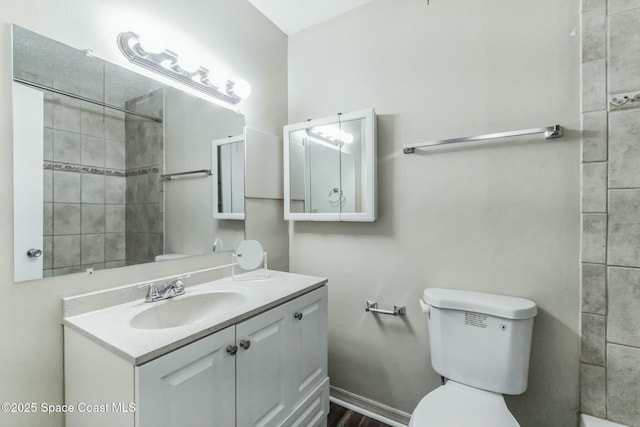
138,274,190,303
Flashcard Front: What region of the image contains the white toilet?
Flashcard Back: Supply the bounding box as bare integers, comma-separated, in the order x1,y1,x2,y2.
410,288,537,427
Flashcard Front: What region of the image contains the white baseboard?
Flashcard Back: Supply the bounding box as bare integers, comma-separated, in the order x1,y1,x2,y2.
580,414,628,427
329,385,410,427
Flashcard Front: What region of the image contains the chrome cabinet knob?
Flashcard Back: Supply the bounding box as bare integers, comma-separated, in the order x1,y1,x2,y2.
226,345,238,356
239,340,251,350
27,248,42,258
294,312,303,320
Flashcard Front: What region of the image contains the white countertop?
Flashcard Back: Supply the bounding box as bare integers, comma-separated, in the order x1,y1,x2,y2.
63,270,327,365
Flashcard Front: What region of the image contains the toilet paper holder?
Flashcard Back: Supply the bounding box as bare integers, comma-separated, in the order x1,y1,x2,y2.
366,301,407,316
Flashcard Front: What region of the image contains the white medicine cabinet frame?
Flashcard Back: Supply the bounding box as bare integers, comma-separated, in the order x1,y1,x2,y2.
284,107,377,222
212,134,245,220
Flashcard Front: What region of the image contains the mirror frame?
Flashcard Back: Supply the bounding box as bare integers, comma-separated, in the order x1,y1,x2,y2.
283,107,377,222
212,133,245,220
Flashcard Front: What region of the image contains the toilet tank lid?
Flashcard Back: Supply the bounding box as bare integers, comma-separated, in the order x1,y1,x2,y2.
155,253,189,261
423,288,537,320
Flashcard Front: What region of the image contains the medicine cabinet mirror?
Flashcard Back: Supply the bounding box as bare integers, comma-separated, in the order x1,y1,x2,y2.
284,108,377,222
213,135,245,220
12,25,246,282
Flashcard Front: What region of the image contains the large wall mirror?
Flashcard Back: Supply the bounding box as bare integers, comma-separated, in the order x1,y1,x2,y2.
12,25,245,282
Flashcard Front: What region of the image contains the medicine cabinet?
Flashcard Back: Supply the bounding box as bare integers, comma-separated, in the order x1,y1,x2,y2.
284,108,377,222
212,135,245,220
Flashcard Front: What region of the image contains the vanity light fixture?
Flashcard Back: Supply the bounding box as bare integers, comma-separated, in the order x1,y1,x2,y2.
308,126,354,145
117,31,251,105
304,130,344,152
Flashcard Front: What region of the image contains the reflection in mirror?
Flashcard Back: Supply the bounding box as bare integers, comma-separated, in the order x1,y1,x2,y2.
213,136,245,220
286,109,376,222
289,118,365,215
12,25,245,282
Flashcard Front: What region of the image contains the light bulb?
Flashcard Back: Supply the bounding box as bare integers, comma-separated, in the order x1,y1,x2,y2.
324,126,340,140
342,133,354,144
176,53,201,73
233,79,251,98
138,35,166,54
126,35,141,51
210,73,229,90
159,58,175,69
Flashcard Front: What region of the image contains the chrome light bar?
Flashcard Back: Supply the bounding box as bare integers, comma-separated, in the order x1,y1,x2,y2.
117,31,243,105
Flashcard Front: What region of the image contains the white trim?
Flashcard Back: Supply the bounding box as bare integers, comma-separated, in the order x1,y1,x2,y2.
330,386,410,427
580,414,628,427
13,82,44,282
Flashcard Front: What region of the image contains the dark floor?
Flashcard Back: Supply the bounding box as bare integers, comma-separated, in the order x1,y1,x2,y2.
327,403,392,427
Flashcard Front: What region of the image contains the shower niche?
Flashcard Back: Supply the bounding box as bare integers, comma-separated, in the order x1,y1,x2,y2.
284,108,377,222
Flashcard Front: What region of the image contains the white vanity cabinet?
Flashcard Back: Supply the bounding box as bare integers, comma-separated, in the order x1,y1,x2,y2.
64,285,328,427
136,326,236,427
235,285,328,427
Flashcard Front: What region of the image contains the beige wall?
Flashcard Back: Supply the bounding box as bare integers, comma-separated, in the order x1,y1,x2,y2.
288,1,581,426
0,1,287,426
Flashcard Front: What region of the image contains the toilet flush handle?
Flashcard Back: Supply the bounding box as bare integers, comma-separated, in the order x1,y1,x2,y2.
419,299,430,317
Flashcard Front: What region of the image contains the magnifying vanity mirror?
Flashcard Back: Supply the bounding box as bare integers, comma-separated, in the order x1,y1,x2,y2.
284,108,377,222
12,25,246,282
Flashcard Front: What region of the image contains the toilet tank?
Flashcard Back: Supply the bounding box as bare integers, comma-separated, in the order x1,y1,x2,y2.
423,288,537,395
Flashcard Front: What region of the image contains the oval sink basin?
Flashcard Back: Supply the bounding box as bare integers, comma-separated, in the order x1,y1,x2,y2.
130,292,245,330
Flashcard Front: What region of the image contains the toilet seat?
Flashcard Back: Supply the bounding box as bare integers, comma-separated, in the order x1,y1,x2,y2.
409,381,520,427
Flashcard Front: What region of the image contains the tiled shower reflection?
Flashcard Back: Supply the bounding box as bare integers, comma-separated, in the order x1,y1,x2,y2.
37,77,164,277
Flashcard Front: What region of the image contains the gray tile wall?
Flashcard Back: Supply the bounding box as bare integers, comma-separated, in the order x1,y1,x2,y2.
29,73,167,275
42,81,127,277
124,90,164,265
580,1,640,425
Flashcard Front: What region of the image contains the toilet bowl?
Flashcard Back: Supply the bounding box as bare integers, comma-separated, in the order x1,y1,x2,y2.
409,381,519,427
411,288,537,427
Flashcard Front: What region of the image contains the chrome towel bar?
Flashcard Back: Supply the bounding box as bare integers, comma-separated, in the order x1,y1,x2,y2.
366,301,407,316
161,169,212,181
403,124,563,154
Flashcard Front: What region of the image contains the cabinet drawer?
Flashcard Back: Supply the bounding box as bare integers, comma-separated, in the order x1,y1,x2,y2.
281,378,329,427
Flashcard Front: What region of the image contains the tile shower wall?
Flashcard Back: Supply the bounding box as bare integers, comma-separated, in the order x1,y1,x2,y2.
581,1,640,425
124,90,164,265
38,76,127,277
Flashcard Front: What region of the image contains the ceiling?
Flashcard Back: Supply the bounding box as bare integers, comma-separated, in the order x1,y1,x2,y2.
247,0,376,35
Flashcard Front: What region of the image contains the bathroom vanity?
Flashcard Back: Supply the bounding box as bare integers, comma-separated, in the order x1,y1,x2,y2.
62,271,328,427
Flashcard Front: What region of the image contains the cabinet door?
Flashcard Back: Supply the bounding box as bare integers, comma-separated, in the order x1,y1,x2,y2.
284,108,377,222
236,304,289,427
288,287,328,404
136,326,236,427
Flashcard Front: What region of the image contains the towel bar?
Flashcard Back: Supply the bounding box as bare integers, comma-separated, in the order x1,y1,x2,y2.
366,301,407,316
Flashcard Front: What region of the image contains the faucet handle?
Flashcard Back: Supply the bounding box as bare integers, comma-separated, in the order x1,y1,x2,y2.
137,283,160,302
172,274,190,292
